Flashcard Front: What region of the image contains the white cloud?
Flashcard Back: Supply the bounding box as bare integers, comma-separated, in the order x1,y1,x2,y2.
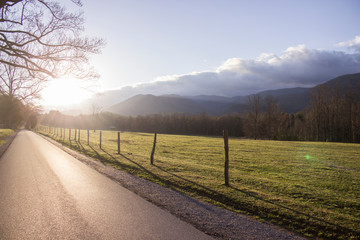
336,36,360,52
99,40,360,103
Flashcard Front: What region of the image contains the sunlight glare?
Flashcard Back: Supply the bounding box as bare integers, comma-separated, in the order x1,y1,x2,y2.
41,78,93,106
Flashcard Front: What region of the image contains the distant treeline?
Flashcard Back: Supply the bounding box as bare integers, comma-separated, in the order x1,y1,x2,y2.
40,111,244,137
40,85,360,143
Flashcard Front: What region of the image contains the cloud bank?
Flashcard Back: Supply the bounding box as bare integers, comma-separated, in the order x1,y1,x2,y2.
336,35,360,53
102,38,360,103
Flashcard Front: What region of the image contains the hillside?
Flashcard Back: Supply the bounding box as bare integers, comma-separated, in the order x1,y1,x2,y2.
105,73,359,116
317,72,360,94
257,87,312,113
45,73,359,116
107,95,206,116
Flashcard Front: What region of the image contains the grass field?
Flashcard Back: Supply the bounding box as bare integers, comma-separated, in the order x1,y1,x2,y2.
0,129,14,146
37,126,360,239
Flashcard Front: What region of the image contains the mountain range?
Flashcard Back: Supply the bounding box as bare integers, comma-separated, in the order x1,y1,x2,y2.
50,73,360,116
105,73,360,116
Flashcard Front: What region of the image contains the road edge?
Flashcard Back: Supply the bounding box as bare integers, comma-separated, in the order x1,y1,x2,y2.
0,130,18,159
36,131,306,240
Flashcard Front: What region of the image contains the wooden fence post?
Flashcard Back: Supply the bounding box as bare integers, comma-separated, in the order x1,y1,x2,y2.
117,131,120,154
78,129,80,142
74,129,77,141
150,132,157,165
69,128,71,141
223,129,230,186
87,130,89,145
100,131,102,148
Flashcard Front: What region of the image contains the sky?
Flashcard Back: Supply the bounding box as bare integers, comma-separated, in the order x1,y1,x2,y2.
41,0,360,105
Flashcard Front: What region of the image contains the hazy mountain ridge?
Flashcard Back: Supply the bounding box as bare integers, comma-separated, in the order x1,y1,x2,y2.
105,73,360,116
45,73,360,116
108,94,207,116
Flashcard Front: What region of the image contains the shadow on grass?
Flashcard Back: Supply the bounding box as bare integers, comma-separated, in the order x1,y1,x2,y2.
43,132,358,239
229,186,356,234
152,164,357,238
99,148,165,184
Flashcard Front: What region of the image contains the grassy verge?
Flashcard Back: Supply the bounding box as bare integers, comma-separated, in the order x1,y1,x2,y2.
37,126,360,239
0,129,14,146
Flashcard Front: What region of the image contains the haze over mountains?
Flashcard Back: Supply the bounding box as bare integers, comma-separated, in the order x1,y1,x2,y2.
106,73,360,116
51,73,360,116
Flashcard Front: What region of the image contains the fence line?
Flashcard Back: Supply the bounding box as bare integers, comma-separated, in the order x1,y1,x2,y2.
37,125,231,185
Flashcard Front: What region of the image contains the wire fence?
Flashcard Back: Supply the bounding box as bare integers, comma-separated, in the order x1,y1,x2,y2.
36,125,230,185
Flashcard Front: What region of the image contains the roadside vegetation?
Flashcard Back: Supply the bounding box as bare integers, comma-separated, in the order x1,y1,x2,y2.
37,127,360,239
0,129,13,146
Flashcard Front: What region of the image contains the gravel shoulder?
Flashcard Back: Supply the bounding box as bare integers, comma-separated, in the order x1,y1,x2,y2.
38,133,306,240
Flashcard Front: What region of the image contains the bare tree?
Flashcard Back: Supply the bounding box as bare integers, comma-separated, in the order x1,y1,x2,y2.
90,103,102,132
309,85,332,141
0,0,104,129
247,94,261,139
0,61,43,102
264,95,280,139
0,0,104,101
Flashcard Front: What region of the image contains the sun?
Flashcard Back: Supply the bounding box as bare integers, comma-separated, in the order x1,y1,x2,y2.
41,78,93,106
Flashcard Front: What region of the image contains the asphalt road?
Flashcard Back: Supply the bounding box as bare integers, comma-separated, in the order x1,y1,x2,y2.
0,130,212,239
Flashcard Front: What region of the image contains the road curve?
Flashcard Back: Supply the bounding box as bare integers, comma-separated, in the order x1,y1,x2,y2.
0,130,212,239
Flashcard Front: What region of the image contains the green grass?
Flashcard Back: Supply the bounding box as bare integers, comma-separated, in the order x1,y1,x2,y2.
37,126,360,239
0,129,14,146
